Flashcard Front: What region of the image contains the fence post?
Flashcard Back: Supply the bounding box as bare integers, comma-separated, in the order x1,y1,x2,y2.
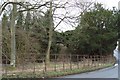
33,55,36,78
92,55,94,68
86,55,89,70
94,55,97,68
22,55,25,77
88,56,90,67
104,55,106,65
101,55,103,66
106,56,108,64
102,55,104,65
70,54,72,70
87,56,89,67
98,55,100,67
93,55,95,68
83,55,85,68
43,58,46,78
44,60,47,72
109,54,112,64
5,58,7,76
77,55,79,69
81,55,83,68
90,55,92,68
108,55,110,64
96,55,98,67
54,54,57,71
63,54,65,71
42,60,44,78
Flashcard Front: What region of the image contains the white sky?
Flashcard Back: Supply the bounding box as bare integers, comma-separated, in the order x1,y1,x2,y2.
55,0,120,32
0,0,120,32
96,0,119,9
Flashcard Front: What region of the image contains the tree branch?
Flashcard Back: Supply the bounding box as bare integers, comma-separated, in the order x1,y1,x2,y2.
18,2,49,12
0,2,23,15
54,16,66,30
0,2,49,15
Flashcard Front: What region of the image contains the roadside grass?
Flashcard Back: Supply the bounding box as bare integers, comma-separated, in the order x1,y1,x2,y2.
2,63,113,78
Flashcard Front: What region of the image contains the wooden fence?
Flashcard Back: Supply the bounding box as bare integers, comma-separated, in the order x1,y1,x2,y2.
2,54,115,78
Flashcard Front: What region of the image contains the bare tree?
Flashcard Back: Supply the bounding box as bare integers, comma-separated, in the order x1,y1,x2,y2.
0,0,94,66
10,2,17,67
0,0,49,67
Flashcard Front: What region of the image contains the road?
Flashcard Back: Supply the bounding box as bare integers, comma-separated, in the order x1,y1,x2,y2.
61,65,118,78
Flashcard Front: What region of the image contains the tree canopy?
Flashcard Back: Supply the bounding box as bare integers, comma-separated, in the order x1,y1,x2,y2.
63,3,118,55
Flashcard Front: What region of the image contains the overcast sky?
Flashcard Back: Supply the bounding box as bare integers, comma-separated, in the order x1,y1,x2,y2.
0,0,120,32
96,0,119,9
55,0,120,32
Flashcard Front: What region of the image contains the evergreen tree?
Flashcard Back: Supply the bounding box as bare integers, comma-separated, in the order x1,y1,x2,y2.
65,3,117,55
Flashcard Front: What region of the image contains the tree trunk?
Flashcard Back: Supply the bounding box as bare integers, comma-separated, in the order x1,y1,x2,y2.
46,0,53,64
10,3,17,67
0,21,2,80
0,20,2,66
